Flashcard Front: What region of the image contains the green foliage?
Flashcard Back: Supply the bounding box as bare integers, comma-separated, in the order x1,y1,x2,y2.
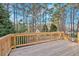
18,23,27,33
54,10,60,14
50,4,61,31
0,4,15,37
50,23,57,32
42,24,48,32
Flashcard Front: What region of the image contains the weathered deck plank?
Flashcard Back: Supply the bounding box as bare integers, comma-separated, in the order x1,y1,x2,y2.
9,40,79,56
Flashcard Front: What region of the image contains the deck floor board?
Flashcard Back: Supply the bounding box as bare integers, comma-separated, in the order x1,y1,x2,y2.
9,40,79,56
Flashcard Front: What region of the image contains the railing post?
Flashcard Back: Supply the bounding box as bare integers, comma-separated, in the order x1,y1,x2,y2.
62,32,65,40
11,35,16,49
14,35,16,49
36,33,38,41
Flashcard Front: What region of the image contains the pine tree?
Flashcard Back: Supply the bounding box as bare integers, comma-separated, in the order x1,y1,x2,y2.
0,4,15,37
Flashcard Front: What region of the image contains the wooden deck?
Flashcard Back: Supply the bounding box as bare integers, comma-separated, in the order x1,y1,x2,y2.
9,40,79,56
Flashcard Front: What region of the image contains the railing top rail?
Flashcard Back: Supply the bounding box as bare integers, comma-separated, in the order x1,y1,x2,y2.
14,32,64,34
0,32,64,40
0,34,13,40
13,32,64,36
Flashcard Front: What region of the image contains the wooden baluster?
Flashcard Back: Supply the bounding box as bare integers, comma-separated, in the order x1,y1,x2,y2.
19,36,20,45
14,35,16,49
36,33,38,41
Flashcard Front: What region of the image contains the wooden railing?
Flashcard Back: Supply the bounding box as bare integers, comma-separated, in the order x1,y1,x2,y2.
0,32,70,56
0,34,12,56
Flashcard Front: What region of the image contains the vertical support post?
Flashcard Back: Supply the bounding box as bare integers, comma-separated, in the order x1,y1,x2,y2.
13,35,16,49
59,32,61,40
36,33,39,41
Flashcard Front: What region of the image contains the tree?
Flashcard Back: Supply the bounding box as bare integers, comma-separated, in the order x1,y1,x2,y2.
18,19,27,33
51,11,60,31
51,4,61,31
42,24,48,32
51,4,67,32
0,4,15,37
29,4,48,32
50,23,57,32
